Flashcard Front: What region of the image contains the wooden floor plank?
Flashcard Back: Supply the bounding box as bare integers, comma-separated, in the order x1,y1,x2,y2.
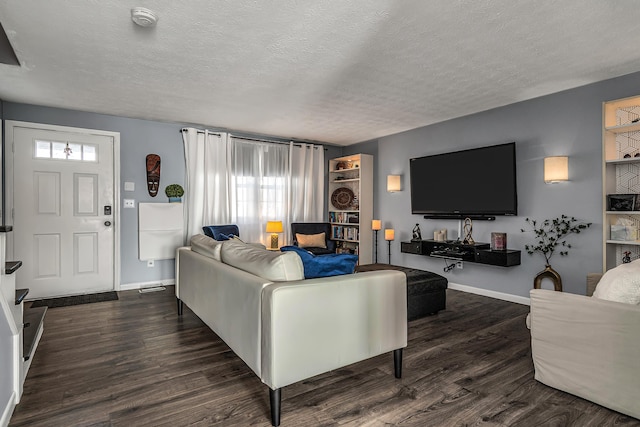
10,286,640,426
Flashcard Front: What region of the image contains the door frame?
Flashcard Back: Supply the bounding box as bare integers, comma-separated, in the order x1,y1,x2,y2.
4,120,121,291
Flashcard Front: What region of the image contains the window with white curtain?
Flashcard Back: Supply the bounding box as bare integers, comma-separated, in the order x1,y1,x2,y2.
230,138,290,244
182,128,324,246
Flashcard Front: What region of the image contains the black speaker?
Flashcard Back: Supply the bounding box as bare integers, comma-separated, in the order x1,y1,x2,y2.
401,241,424,255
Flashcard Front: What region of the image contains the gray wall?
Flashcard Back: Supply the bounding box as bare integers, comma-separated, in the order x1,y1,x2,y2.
2,103,339,286
4,69,640,295
3,104,185,285
376,70,640,297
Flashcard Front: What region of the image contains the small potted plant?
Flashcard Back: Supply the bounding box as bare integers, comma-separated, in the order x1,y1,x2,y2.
165,184,184,203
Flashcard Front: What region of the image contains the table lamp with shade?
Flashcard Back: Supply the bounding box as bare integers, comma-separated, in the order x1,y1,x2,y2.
266,221,283,249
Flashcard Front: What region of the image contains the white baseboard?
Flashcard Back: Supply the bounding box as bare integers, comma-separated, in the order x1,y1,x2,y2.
447,282,530,306
1,391,16,427
119,279,175,291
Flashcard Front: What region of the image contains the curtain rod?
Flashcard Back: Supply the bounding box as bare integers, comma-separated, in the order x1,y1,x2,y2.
230,134,291,145
180,128,221,136
180,128,325,150
231,134,323,150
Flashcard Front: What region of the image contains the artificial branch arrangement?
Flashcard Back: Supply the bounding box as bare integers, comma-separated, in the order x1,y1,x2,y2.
521,215,592,266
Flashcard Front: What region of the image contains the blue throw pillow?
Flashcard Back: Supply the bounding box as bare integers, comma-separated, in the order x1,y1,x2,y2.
202,225,240,241
280,245,359,279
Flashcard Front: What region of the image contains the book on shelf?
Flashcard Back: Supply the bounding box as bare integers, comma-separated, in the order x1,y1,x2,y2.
329,211,359,224
331,225,359,241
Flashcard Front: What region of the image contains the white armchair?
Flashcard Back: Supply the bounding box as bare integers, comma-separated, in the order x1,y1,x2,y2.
528,286,640,419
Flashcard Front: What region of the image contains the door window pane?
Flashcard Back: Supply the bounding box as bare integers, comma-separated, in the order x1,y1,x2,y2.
35,140,51,158
83,145,97,161
67,143,82,160
34,141,99,162
52,142,67,159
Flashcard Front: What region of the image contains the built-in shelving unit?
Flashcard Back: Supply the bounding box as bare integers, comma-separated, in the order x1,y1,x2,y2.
602,95,640,270
328,154,373,264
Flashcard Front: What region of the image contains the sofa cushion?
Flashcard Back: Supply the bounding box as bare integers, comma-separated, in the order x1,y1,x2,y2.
280,245,358,279
296,232,327,249
221,239,304,282
190,234,223,261
593,259,640,304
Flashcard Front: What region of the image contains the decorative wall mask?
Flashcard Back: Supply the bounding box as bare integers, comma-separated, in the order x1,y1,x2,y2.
146,154,161,197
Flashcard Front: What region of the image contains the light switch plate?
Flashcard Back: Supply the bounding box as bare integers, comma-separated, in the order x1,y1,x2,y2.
124,199,135,208
124,181,135,191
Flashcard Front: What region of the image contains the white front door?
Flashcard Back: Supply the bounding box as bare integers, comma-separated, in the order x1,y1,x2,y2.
9,123,117,299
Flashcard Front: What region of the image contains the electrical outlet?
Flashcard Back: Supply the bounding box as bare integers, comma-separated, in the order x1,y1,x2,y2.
456,261,463,270
147,260,154,267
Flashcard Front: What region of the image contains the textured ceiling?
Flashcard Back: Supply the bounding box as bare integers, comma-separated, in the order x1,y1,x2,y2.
1,1,640,146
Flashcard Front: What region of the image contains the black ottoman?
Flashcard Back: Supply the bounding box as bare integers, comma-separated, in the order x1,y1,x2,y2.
355,264,448,321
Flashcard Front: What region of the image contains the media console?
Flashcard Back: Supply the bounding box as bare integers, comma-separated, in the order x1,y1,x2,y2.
401,239,521,267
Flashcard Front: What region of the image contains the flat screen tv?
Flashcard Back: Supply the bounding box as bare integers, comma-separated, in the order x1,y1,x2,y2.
410,142,517,219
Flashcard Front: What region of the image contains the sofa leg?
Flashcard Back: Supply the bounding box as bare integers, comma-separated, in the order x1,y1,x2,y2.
269,388,281,426
394,348,403,378
177,298,183,316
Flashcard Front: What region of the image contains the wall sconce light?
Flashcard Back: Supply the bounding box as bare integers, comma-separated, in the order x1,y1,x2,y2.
387,175,401,192
265,220,283,249
544,156,569,183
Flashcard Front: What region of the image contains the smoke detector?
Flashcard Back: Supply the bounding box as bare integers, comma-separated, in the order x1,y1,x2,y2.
131,7,159,27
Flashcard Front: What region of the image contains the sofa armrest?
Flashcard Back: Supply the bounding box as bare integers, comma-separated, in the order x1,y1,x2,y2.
529,289,640,419
175,246,192,297
261,270,407,389
177,247,273,377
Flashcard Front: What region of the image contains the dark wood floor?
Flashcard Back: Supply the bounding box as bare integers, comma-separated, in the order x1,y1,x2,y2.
9,286,639,426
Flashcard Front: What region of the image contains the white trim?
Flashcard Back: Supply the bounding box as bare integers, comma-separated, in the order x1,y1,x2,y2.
0,390,16,427
21,323,44,386
448,282,530,306
120,279,175,291
3,120,121,293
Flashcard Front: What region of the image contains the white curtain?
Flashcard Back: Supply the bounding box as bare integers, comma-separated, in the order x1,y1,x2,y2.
229,137,290,245
182,129,324,245
182,129,231,240
288,142,324,224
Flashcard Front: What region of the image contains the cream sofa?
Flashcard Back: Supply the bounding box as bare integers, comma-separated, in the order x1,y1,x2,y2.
176,235,407,426
528,267,640,419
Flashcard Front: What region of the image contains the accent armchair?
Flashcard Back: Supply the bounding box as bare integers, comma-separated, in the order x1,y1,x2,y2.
528,273,640,419
290,222,336,255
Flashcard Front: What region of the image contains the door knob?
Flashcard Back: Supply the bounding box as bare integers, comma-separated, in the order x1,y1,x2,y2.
104,221,112,226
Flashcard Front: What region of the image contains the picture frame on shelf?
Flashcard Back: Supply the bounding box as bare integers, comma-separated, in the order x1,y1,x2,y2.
607,194,637,211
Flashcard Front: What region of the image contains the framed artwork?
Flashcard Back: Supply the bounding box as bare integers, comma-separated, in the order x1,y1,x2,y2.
607,194,637,211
